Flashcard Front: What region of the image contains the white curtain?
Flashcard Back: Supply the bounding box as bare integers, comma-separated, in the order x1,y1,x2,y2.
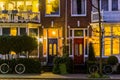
72,0,77,14
81,0,85,14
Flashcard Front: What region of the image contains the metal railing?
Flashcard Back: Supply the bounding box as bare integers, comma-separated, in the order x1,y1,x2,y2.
91,10,120,22
0,10,40,23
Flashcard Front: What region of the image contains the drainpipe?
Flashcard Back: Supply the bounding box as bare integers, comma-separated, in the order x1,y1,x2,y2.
64,0,68,50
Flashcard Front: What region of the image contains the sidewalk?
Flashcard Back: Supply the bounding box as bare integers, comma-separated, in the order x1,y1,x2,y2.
0,72,88,79
0,72,119,79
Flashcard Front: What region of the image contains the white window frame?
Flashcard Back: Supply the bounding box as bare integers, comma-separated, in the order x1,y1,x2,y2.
45,0,60,17
71,0,87,16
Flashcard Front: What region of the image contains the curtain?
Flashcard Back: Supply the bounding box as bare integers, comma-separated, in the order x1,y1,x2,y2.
72,0,77,14
101,0,108,11
112,0,118,11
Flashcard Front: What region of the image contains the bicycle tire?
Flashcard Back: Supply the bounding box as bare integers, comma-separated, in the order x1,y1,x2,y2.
0,63,9,74
15,64,25,74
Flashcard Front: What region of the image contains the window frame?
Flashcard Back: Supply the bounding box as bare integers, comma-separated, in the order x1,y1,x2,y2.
71,0,87,16
45,0,60,17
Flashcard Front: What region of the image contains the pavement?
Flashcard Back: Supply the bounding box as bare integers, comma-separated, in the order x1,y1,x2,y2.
0,72,119,79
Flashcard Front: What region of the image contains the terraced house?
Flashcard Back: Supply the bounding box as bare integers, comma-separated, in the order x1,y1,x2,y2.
1,0,120,73
40,0,91,65
91,0,120,58
0,0,40,58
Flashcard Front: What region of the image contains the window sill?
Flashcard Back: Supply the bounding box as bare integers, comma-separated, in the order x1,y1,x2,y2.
71,14,86,17
45,15,60,17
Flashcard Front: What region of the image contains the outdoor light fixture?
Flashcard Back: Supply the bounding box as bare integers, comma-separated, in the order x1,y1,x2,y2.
52,31,56,35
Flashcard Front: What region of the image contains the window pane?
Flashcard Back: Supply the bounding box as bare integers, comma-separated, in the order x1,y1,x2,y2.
79,44,82,55
46,0,60,15
75,44,78,55
70,39,72,55
104,38,111,56
11,27,17,36
20,28,26,35
72,0,85,15
29,28,38,36
49,44,52,55
2,28,10,36
113,38,119,54
74,30,83,36
101,0,108,11
104,26,111,36
53,44,56,55
112,0,118,11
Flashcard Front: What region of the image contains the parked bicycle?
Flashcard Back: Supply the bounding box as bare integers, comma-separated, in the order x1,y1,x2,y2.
0,63,25,74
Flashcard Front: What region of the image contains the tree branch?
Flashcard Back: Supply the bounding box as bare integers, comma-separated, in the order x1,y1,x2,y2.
88,0,98,10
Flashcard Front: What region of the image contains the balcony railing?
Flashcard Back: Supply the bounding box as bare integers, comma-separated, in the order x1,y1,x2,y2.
0,10,40,23
91,11,120,22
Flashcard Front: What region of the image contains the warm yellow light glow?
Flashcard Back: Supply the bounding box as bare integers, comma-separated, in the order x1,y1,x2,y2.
52,31,56,35
11,27,17,36
11,51,16,55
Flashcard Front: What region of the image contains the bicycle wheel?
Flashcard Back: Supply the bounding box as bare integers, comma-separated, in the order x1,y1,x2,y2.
15,64,25,74
103,65,113,74
89,65,98,74
0,63,9,74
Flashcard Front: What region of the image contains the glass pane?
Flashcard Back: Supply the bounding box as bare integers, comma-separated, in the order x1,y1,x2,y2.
46,0,60,15
29,28,38,36
75,44,78,55
113,26,120,36
79,44,82,55
72,0,85,15
113,38,119,54
49,44,52,55
11,27,17,36
53,44,56,55
112,0,118,11
104,38,111,56
2,28,10,36
20,28,26,35
74,30,83,36
93,37,100,56
101,0,108,11
70,39,72,55
104,26,111,36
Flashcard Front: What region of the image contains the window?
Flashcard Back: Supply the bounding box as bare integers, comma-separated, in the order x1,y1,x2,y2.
2,28,10,36
72,0,86,16
29,28,38,36
112,0,118,11
101,0,108,11
46,0,60,16
20,28,26,35
74,30,83,36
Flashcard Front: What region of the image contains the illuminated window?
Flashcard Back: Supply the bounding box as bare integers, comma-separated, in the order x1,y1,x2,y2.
104,26,111,36
74,30,83,36
46,0,60,16
113,38,119,54
11,27,17,36
104,38,111,56
49,44,52,55
72,0,86,16
79,44,82,55
53,44,56,55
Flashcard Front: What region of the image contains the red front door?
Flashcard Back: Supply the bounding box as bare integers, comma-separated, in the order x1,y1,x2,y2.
74,38,84,64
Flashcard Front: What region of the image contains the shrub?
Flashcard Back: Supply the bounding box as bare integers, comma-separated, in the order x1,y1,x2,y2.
107,56,118,65
52,56,73,74
15,58,41,73
88,42,96,61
